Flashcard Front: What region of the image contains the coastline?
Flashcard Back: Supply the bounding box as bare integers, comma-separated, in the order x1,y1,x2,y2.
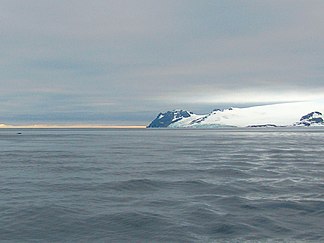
0,124,146,129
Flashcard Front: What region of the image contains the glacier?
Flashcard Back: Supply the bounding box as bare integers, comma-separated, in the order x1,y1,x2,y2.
147,102,324,128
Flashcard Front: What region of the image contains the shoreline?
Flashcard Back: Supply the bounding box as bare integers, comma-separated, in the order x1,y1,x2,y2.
0,124,146,129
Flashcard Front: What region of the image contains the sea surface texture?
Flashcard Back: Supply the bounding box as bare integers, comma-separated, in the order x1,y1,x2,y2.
0,128,323,242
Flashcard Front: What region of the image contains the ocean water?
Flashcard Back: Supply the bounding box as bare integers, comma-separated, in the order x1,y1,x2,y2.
0,128,323,242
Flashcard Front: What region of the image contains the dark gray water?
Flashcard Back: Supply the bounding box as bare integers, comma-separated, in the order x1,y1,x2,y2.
0,128,323,242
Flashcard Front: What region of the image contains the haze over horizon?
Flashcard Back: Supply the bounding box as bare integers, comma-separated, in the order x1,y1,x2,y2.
1,0,324,125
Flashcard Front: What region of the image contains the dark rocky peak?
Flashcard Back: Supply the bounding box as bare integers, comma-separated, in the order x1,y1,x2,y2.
294,111,324,126
147,110,192,128
300,111,322,121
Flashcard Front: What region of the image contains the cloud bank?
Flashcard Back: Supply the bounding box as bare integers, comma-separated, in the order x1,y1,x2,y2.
1,0,324,124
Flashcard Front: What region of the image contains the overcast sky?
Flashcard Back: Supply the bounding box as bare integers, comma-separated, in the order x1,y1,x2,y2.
1,0,324,124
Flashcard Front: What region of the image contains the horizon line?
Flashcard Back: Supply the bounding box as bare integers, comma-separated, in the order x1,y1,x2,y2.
0,124,147,129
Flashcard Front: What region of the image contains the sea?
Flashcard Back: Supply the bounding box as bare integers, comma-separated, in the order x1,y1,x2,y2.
0,128,323,242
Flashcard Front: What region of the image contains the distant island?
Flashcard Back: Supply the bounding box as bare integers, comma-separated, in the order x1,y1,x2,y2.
147,102,324,128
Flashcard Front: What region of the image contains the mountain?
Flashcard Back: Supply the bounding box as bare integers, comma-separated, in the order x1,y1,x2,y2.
147,102,324,128
147,110,193,128
293,111,324,126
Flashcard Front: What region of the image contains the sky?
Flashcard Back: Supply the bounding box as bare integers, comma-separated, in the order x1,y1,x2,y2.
1,0,324,125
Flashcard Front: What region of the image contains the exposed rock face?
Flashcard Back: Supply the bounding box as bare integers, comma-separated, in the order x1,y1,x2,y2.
147,110,192,128
294,111,324,126
248,124,277,128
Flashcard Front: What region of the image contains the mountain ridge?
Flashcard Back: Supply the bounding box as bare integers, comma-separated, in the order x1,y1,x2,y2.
147,102,324,128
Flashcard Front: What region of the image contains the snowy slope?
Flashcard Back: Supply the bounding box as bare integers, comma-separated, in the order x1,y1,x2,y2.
148,101,324,128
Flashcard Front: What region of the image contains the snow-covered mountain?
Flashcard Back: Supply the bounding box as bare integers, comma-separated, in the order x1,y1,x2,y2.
147,110,193,128
293,111,324,126
147,102,324,128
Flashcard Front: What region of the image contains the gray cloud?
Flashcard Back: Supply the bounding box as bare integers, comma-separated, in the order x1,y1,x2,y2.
1,0,324,124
